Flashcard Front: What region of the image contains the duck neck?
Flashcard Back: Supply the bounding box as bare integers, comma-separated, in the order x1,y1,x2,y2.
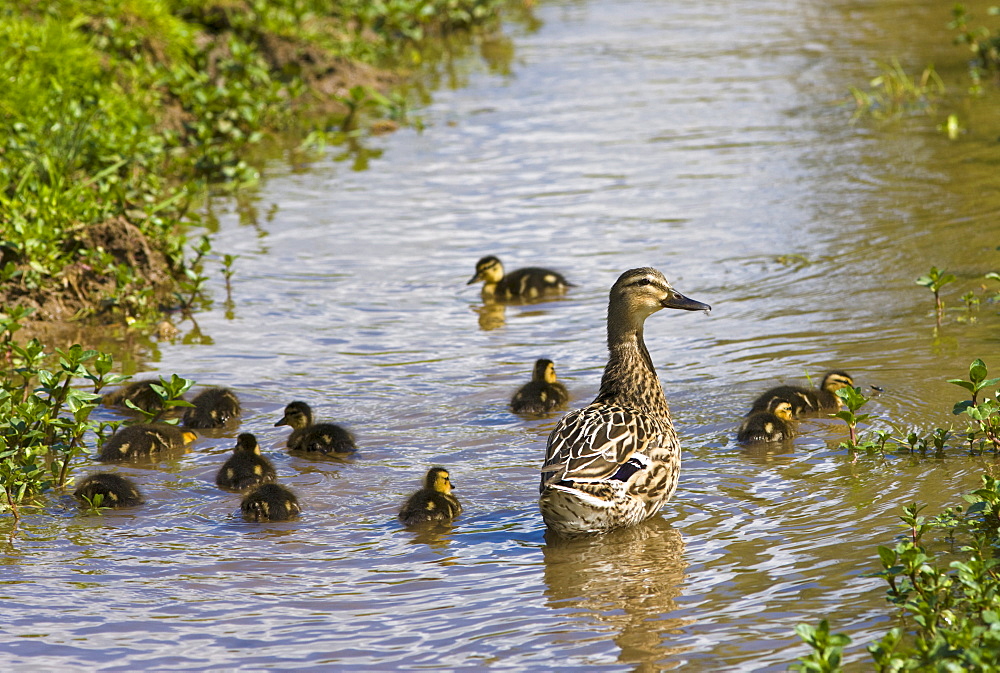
595,312,669,417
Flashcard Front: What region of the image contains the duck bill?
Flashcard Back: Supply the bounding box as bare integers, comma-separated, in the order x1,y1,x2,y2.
274,417,289,428
466,273,481,285
662,292,711,312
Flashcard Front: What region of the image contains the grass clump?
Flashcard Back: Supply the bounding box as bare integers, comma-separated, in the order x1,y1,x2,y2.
0,0,508,328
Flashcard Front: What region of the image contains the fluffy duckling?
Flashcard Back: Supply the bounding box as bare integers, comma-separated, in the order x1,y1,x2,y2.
749,370,854,416
274,401,356,455
511,359,570,415
737,400,795,443
398,467,463,526
215,433,277,492
101,379,164,413
241,483,301,522
467,255,572,301
73,472,144,508
97,423,198,462
183,387,241,429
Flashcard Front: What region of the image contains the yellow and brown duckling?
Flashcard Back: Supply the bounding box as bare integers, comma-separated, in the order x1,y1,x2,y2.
97,423,198,462
467,255,572,301
511,359,570,415
73,472,144,508
101,379,164,413
215,433,277,492
275,401,356,455
183,387,242,429
749,370,854,416
398,467,463,527
241,483,301,522
737,399,795,444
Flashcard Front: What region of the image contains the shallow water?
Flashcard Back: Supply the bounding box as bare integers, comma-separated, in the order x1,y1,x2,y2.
5,0,1000,669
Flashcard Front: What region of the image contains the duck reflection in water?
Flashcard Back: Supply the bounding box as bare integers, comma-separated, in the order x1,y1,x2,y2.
543,517,691,670
474,301,507,330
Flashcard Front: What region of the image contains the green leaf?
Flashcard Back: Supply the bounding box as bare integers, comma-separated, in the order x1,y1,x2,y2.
970,359,988,385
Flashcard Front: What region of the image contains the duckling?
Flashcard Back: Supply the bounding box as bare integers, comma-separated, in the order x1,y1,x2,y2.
73,472,144,508
97,423,198,462
274,401,356,455
749,370,854,416
215,433,277,492
183,387,241,429
467,255,571,301
737,399,795,443
101,379,164,413
241,483,301,522
398,467,463,526
511,359,570,415
539,267,710,537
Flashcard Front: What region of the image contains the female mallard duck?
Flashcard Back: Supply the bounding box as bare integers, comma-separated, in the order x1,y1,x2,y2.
73,472,144,508
241,483,301,522
102,379,164,413
274,401,356,455
511,359,570,415
97,423,198,462
467,255,572,301
183,387,241,429
737,399,795,443
215,433,277,492
398,467,462,526
749,370,854,416
539,267,710,537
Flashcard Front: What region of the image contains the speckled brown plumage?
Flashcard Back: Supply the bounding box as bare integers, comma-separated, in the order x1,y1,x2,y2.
467,255,571,301
183,387,242,429
749,370,854,416
539,268,709,537
511,359,570,415
74,472,144,508
274,401,356,455
398,467,462,527
241,483,300,522
216,433,276,491
97,423,197,462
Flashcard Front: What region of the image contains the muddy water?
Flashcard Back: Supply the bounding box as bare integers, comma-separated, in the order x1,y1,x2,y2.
6,0,1000,670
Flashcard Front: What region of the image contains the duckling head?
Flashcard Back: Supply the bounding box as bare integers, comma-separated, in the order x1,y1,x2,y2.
234,433,261,455
467,255,504,286
609,268,711,333
275,401,313,430
424,467,453,495
821,370,854,393
771,400,794,422
532,358,558,384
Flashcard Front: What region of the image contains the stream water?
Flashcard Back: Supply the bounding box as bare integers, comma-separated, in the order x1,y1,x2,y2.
5,0,1000,670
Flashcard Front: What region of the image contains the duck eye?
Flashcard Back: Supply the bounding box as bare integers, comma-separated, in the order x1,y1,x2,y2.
636,278,650,286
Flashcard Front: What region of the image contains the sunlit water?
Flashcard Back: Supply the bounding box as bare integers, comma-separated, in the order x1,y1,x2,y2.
5,0,1000,669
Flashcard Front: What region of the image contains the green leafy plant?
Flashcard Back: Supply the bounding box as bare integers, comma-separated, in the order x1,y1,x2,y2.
833,386,873,448
791,620,851,672
916,266,956,325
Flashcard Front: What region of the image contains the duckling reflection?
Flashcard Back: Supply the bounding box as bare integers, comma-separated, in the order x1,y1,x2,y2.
474,301,507,330
542,517,691,669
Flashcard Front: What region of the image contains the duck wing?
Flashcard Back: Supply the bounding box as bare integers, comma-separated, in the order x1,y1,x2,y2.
540,403,662,492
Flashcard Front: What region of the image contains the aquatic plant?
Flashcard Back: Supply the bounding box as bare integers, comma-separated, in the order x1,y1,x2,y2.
915,266,956,325
849,58,945,120
795,361,1000,669
949,4,1000,93
832,386,873,448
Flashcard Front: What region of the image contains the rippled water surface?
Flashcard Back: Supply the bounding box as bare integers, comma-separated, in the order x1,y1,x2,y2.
5,0,1000,670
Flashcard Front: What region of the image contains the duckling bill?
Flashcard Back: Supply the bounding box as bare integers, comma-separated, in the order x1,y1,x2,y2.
216,433,277,492
399,467,462,527
275,401,356,455
467,255,571,301
511,358,569,415
749,370,854,416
